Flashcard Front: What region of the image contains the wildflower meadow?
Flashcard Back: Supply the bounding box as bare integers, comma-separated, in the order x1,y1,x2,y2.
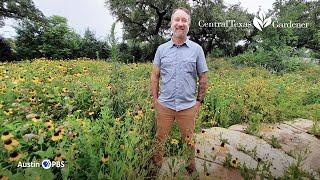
0,58,319,179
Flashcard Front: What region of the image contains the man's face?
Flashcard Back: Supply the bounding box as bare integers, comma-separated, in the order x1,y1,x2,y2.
171,10,190,39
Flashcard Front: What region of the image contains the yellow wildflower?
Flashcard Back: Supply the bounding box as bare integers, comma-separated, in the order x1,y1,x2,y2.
88,111,94,116
4,108,13,116
31,116,41,123
4,138,19,151
32,76,40,84
47,76,54,82
54,153,64,161
1,131,13,141
170,139,179,145
9,151,22,162
101,154,109,163
51,132,63,141
119,144,125,150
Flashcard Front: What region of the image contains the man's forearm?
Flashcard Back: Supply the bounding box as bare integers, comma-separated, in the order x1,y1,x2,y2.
197,73,208,102
151,74,159,101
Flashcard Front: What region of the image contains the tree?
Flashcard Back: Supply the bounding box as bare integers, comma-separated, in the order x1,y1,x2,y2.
106,0,253,59
189,1,254,55
106,0,188,59
15,15,82,59
0,36,15,61
272,0,320,58
231,0,320,72
14,17,44,59
0,0,45,27
79,28,110,59
79,28,99,59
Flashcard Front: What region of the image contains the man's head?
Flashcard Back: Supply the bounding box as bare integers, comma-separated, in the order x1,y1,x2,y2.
171,7,191,39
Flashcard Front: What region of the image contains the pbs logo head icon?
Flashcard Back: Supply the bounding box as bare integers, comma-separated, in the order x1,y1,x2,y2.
41,159,52,169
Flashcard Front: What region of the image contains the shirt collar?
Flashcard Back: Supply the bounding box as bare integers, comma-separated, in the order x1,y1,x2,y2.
169,38,190,48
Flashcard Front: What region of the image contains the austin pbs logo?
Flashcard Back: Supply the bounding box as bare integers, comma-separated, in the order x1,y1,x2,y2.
253,11,272,31
41,159,65,169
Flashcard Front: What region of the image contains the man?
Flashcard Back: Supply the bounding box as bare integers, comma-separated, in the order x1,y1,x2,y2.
151,7,209,173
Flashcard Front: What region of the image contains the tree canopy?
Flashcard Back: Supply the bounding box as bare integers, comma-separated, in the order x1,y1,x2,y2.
0,0,45,27
105,0,253,58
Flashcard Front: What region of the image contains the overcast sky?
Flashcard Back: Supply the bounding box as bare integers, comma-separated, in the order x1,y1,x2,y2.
0,0,274,40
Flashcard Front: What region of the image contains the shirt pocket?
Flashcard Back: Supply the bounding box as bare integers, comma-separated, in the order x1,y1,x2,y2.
183,58,197,74
160,56,175,84
161,56,174,69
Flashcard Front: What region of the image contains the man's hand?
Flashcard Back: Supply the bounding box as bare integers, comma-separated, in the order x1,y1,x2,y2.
153,98,159,109
195,101,201,116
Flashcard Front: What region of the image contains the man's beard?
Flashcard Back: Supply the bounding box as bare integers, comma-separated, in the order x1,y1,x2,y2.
172,27,189,39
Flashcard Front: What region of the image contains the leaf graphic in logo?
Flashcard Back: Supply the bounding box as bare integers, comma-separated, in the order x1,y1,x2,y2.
253,17,263,31
259,11,266,21
253,11,272,31
263,17,272,27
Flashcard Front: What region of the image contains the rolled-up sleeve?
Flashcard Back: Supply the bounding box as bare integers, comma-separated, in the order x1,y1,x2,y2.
196,46,209,74
153,47,161,67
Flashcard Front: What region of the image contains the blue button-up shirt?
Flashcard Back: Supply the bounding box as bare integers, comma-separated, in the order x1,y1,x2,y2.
153,39,209,111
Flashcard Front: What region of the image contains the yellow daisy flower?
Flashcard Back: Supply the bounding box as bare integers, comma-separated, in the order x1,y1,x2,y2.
47,76,54,82
4,138,19,151
51,132,63,141
16,96,23,102
231,157,239,167
88,111,94,116
29,96,37,102
62,88,69,93
119,144,125,150
4,108,13,116
29,89,37,95
32,76,40,84
106,84,112,90
1,131,13,141
101,154,109,163
19,76,25,82
45,120,54,130
170,139,179,145
134,115,141,120
54,153,64,161
137,110,143,116
31,116,41,123
9,151,22,161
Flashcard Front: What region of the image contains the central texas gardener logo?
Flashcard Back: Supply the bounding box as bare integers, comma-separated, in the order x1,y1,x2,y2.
253,11,272,31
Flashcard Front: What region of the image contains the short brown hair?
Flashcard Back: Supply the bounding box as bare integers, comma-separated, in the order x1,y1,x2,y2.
171,7,191,22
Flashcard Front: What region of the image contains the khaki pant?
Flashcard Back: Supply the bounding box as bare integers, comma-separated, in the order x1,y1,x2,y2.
153,101,197,169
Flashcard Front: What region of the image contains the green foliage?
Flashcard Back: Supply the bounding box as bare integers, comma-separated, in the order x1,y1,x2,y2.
270,135,282,149
14,16,110,60
231,0,320,72
106,0,253,58
0,0,45,27
0,36,16,61
15,16,82,59
107,21,120,62
79,28,110,59
106,0,183,48
0,58,319,179
230,47,314,73
282,149,314,179
39,16,81,59
223,153,234,168
202,59,320,129
209,48,224,58
273,0,320,58
190,1,253,55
